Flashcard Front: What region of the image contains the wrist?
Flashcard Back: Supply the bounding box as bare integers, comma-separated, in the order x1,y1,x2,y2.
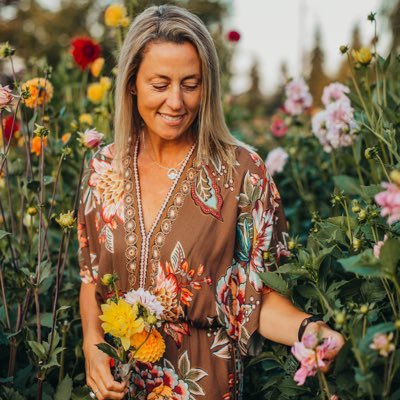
297,315,324,341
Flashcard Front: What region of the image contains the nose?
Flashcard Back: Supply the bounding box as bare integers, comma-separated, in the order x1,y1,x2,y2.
166,86,184,111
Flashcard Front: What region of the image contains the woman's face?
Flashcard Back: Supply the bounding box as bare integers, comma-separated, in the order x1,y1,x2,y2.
134,40,202,142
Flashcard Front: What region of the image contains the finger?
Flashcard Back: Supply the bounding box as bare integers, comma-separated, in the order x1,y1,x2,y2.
96,363,127,392
95,379,127,400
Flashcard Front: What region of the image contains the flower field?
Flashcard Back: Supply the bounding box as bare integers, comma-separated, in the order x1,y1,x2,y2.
0,2,399,399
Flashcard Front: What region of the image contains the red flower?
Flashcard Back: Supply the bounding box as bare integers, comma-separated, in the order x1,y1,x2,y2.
2,115,20,141
271,116,288,138
227,30,241,42
71,37,101,70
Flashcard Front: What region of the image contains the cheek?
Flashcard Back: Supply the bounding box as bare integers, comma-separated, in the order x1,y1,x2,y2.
185,92,202,113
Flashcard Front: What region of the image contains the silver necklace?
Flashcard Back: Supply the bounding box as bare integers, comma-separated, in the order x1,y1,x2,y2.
142,133,195,180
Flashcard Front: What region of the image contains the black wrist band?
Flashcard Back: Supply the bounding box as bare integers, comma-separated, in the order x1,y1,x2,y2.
298,315,323,342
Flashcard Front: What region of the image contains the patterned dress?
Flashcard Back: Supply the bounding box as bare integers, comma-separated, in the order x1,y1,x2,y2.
77,138,289,400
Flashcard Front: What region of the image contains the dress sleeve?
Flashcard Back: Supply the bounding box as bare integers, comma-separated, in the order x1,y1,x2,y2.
77,165,100,285
235,153,289,357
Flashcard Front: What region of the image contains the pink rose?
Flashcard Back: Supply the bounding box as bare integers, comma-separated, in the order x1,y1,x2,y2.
79,128,104,149
0,85,13,110
375,182,400,225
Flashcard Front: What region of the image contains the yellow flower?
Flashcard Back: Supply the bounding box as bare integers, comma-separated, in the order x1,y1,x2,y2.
100,299,145,350
100,77,112,91
147,384,173,400
390,170,400,186
90,57,105,78
87,82,105,104
27,206,37,216
104,4,128,27
61,132,71,144
101,273,114,286
56,210,76,229
352,48,372,65
22,77,53,108
130,329,166,363
79,113,94,126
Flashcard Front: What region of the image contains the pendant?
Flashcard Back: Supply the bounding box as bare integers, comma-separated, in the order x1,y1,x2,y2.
167,168,178,180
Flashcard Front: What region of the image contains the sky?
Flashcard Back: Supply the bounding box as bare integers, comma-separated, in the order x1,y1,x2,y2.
229,0,391,94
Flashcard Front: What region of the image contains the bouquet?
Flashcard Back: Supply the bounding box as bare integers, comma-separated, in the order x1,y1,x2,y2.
97,274,166,395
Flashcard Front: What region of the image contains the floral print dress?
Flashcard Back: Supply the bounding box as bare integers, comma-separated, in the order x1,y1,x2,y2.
77,138,289,400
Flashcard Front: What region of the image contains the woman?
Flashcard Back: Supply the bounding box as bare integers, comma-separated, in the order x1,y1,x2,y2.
78,5,344,400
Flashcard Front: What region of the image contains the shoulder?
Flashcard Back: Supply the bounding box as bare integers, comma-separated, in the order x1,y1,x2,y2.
234,144,268,178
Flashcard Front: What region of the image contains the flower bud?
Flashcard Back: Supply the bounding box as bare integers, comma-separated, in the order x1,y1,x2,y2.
78,128,104,149
70,121,78,130
55,210,76,229
358,209,367,222
335,311,346,326
359,304,369,315
33,124,49,137
395,320,400,330
101,273,114,286
367,12,376,22
365,147,378,160
288,240,296,250
351,200,360,213
353,238,362,251
27,206,37,216
339,45,349,54
390,170,400,186
0,42,15,58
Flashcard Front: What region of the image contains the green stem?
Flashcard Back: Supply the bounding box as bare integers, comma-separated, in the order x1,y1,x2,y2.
351,143,364,185
342,200,353,245
317,368,331,400
376,155,391,182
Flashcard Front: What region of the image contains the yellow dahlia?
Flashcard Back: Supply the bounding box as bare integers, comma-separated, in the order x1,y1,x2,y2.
104,4,129,28
79,113,94,126
352,48,372,66
130,329,165,363
22,78,53,109
100,299,145,350
87,82,105,104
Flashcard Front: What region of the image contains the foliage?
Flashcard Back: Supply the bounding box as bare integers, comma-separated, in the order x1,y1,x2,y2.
244,15,400,400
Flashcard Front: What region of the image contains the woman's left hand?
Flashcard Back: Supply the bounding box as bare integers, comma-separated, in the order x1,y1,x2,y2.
304,321,345,372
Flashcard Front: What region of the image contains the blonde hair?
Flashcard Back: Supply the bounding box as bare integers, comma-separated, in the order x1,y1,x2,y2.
114,4,243,173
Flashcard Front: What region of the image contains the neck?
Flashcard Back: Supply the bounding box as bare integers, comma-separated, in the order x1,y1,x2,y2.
141,129,195,166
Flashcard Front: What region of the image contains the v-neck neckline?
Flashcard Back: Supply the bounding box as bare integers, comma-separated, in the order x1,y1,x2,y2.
132,137,196,288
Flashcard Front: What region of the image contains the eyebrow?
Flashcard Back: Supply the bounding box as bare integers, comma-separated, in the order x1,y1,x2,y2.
150,74,201,80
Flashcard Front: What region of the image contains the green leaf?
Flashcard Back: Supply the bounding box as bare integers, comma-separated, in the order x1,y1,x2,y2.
333,175,363,196
55,375,73,400
383,52,392,72
27,340,46,360
258,271,290,297
379,238,400,275
95,343,119,359
338,250,385,278
361,184,382,198
0,230,10,240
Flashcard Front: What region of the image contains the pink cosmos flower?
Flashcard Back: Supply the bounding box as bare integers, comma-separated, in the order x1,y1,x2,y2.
330,395,340,400
284,78,313,116
265,147,288,176
375,182,400,225
0,85,13,110
291,333,337,386
271,117,288,137
369,332,395,357
79,128,104,149
322,83,350,107
373,234,388,258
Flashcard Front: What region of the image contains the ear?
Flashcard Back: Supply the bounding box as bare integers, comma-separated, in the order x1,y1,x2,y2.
129,84,137,95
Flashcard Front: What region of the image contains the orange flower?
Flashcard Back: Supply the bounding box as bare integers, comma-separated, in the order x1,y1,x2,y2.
22,78,53,109
130,329,165,363
31,136,48,156
147,384,173,400
61,132,71,144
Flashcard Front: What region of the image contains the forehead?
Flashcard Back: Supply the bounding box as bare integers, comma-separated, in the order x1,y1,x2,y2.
138,41,201,78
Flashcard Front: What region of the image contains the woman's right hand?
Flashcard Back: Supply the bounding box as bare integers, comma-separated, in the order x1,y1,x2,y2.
83,339,128,400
